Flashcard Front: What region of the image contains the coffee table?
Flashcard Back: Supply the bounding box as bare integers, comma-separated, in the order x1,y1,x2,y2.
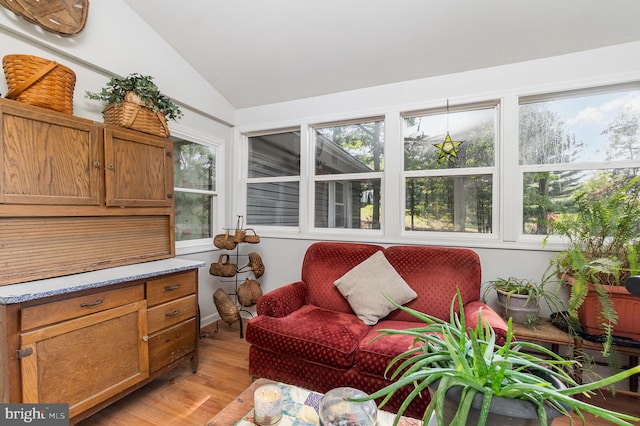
206,378,422,426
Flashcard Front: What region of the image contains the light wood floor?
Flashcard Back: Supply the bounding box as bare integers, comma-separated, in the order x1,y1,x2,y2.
77,320,639,425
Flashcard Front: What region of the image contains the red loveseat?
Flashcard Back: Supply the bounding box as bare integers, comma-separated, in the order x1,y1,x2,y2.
245,242,507,419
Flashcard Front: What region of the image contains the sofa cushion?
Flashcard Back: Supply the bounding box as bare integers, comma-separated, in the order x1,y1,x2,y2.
355,320,422,378
245,304,370,368
334,251,417,325
301,242,384,314
383,245,482,322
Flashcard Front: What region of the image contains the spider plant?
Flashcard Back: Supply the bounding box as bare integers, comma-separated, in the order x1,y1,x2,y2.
360,291,640,426
482,264,565,326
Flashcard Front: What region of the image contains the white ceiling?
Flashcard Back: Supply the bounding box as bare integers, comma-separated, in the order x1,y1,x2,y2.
124,0,640,109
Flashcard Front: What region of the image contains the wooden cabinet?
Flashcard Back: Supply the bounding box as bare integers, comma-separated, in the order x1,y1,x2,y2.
0,98,175,286
0,265,200,424
146,270,198,373
20,297,148,419
0,100,101,205
104,126,173,208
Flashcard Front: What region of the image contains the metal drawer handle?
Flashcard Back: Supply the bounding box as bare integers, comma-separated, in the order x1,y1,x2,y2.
80,298,103,307
164,284,181,291
165,310,180,317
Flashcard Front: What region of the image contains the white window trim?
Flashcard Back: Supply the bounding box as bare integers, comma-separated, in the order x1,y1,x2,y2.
172,125,225,255
235,78,640,252
400,100,501,241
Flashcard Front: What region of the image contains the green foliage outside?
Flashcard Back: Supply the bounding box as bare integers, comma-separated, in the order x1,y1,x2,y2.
173,139,216,241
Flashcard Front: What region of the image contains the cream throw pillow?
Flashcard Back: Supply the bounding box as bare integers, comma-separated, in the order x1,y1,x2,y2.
334,251,417,325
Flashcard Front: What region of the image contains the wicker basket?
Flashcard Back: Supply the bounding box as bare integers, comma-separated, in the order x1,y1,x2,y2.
213,288,240,325
2,54,76,114
103,91,170,138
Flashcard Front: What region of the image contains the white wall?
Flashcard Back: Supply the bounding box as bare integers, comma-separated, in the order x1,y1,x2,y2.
0,0,235,125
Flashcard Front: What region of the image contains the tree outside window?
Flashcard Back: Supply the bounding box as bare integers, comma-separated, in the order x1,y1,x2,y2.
173,137,217,242
403,103,497,233
519,86,640,235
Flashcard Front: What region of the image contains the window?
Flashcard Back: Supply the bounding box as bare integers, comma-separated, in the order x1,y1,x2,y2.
173,136,217,242
402,102,498,233
312,118,384,230
246,129,300,226
519,85,640,235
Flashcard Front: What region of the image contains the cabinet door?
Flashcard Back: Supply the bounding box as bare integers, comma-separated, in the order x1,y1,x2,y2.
104,127,173,207
19,301,149,419
0,102,101,205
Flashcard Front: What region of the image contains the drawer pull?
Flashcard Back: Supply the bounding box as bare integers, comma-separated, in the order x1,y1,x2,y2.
165,310,180,317
80,298,103,307
164,284,181,291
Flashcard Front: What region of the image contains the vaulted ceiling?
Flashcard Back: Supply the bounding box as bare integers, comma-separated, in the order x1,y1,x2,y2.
124,0,640,109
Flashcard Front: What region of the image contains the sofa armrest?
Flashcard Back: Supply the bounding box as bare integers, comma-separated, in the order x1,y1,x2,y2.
256,281,308,318
463,301,508,345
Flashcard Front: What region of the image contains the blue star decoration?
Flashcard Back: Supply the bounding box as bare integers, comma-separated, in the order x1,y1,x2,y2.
434,132,463,163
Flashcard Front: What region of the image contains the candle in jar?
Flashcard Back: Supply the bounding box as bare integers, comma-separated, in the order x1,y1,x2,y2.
253,385,283,425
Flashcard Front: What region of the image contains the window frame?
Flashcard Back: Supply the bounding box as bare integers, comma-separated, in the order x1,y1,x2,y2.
517,82,640,244
243,127,302,231
172,127,224,254
400,100,501,240
236,79,640,251
309,116,385,234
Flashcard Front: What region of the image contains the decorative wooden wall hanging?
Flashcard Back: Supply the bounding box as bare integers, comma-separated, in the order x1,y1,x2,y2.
0,0,89,36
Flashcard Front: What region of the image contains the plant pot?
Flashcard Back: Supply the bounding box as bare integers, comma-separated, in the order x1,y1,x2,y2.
427,373,568,426
495,289,538,324
579,283,640,340
563,274,640,341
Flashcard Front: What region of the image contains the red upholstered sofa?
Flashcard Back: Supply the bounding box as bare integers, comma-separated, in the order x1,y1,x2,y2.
245,242,507,419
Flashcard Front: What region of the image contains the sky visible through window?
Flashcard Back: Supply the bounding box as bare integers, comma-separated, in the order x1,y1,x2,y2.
542,90,640,162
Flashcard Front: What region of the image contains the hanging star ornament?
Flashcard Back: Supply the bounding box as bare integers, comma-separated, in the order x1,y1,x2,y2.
434,132,463,163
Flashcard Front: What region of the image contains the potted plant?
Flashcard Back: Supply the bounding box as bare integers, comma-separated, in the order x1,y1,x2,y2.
482,266,565,326
359,291,640,426
85,73,183,137
544,173,640,354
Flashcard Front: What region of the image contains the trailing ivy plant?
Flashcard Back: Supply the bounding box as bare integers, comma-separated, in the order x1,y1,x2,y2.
85,73,183,121
358,291,640,426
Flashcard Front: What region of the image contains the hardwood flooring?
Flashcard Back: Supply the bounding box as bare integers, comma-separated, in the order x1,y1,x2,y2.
77,320,640,425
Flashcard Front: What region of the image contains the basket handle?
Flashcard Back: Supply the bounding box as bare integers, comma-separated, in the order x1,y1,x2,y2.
5,60,58,100
122,103,141,128
155,110,170,136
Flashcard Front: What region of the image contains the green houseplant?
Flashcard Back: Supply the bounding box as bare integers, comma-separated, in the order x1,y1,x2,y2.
361,291,640,426
85,73,183,137
482,266,565,326
544,173,640,354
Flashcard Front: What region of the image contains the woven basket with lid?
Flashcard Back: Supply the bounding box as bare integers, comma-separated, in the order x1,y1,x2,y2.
3,54,76,114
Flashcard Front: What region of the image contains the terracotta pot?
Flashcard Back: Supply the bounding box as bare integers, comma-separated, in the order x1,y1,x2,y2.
564,274,640,340
579,283,639,340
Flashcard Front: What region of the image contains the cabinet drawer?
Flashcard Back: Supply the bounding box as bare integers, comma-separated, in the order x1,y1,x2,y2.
21,285,144,331
148,318,196,373
146,271,196,306
147,294,196,334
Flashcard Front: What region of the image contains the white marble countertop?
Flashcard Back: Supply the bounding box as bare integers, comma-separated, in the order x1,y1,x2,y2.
0,258,205,304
